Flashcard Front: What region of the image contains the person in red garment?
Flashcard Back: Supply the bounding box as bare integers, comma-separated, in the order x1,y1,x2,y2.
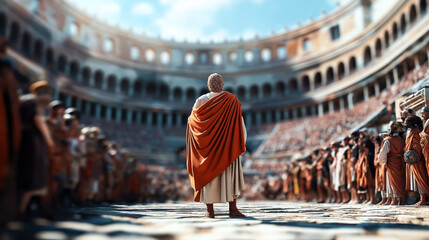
378,121,406,205
187,73,246,218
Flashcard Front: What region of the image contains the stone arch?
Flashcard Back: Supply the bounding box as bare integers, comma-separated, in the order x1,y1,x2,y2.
375,38,382,57
82,67,91,85
250,85,259,99
315,72,322,88
275,81,286,97
146,82,157,98
262,83,272,98
400,14,407,34
392,22,398,40
21,31,32,56
57,54,67,73
107,75,116,92
384,31,390,48
289,78,298,92
45,48,55,69
302,75,310,91
186,88,196,102
120,78,130,95
160,83,169,100
94,70,104,89
338,62,345,80
69,60,79,80
349,56,357,74
410,4,417,24
33,39,43,62
8,22,20,47
326,67,334,84
173,87,183,101
134,80,143,97
363,46,372,66
237,86,246,100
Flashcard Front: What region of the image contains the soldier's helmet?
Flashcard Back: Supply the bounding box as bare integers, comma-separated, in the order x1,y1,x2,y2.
421,106,429,113
388,121,405,134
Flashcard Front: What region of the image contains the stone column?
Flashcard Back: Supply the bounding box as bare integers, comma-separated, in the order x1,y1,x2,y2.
318,103,324,117
106,106,112,121
176,113,182,127
136,111,142,125
266,111,272,124
65,95,72,107
329,101,334,114
363,86,369,101
393,67,399,84
89,74,95,87
167,112,173,127
157,112,163,129
127,110,133,124
347,92,354,109
311,105,317,116
301,106,307,117
292,108,298,119
95,104,101,119
147,111,153,126
339,98,345,112
275,110,281,123
102,78,108,91
374,82,380,97
386,75,392,88
76,99,82,113
116,108,122,123
85,102,91,117
245,112,252,129
414,56,420,70
128,84,134,97
256,112,262,126
283,110,289,120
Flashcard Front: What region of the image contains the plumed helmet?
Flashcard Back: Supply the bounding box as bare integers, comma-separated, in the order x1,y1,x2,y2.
421,106,429,113
388,121,404,134
404,150,419,165
81,127,91,136
48,100,65,110
65,107,81,120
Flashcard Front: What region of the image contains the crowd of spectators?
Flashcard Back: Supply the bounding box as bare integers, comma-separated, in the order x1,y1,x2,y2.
259,62,429,156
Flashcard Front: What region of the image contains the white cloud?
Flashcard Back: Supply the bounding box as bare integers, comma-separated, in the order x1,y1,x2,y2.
132,2,154,16
65,0,121,23
154,0,235,42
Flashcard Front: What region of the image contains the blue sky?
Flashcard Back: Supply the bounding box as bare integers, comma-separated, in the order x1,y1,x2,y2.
65,0,339,42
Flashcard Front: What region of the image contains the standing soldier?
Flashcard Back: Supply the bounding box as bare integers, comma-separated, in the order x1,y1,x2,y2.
378,122,406,205
404,115,429,205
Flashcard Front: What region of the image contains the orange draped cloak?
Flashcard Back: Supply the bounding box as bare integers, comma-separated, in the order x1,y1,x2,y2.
186,92,246,202
406,127,429,195
385,135,406,199
420,120,429,181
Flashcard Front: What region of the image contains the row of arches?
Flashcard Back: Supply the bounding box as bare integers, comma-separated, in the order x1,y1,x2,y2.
0,0,426,103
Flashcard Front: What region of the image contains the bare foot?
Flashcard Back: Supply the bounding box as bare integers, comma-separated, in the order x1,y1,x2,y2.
390,199,398,205
205,211,215,218
229,209,246,218
377,198,386,205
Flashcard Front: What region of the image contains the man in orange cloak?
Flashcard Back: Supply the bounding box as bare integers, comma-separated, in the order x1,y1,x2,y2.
187,73,246,218
405,115,429,205
378,121,406,205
